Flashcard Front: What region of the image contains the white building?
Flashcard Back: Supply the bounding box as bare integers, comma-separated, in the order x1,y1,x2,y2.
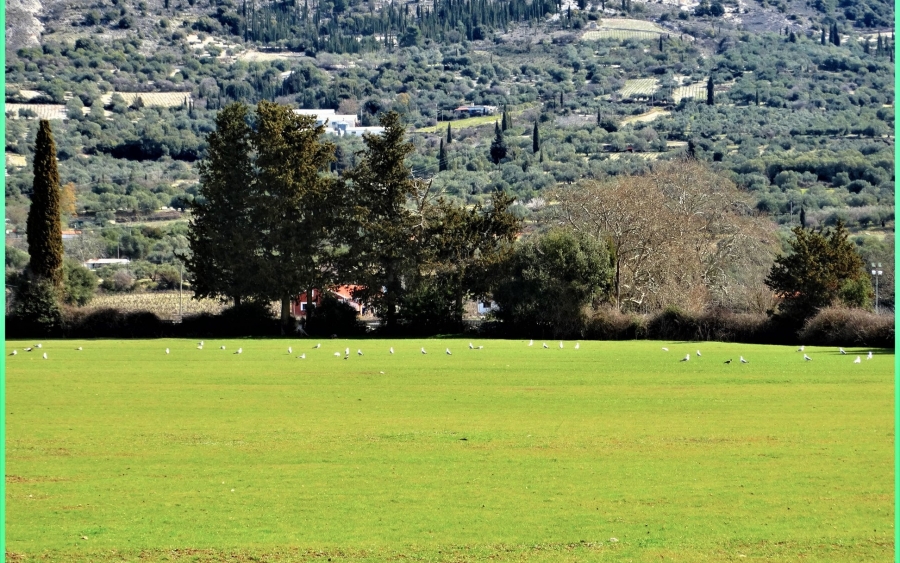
292,109,386,137
83,258,131,270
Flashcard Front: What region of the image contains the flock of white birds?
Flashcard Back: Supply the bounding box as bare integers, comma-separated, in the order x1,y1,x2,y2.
7,340,879,364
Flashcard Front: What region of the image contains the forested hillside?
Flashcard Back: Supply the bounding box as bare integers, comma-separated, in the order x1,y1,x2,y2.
4,0,894,310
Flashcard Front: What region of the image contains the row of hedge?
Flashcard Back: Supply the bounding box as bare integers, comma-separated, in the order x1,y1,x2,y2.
5,305,894,348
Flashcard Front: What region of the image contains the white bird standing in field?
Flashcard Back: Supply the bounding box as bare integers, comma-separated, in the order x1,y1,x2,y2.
197,344,203,350
288,347,292,355
803,354,812,361
390,347,394,354
77,347,82,351
681,354,689,362
867,351,873,360
221,345,226,350
559,341,564,349
42,353,47,360
357,349,363,356
574,342,580,350
839,347,846,355
421,347,427,354
36,344,42,349
334,352,341,357
853,356,861,364
10,350,17,356
446,348,452,355
236,348,242,354
469,342,474,349
166,348,170,354
798,345,804,352
740,356,749,364
345,347,350,356
696,350,702,357
24,347,32,352
661,347,668,352
477,345,484,349
528,339,533,347
542,342,549,349
299,353,306,359
315,343,321,349
199,341,204,347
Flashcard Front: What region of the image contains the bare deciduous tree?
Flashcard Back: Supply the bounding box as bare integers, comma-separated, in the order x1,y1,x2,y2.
551,158,775,312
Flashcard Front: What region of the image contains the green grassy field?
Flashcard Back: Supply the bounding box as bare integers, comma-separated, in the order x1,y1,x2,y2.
5,338,894,562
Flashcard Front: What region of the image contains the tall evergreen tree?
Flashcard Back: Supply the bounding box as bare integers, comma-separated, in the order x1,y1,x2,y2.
446,122,452,144
501,108,508,131
186,103,260,306
490,121,508,165
706,76,714,106
438,138,448,171
27,120,64,289
532,121,540,154
345,112,429,331
799,206,807,229
252,101,338,329
820,27,826,45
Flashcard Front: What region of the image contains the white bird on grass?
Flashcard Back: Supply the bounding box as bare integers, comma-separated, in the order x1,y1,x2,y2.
477,345,484,349
446,348,452,355
839,347,846,355
299,353,306,359
345,348,350,356
661,347,669,352
334,352,341,357
235,348,242,354
574,342,580,350
36,344,42,349
390,347,394,354
198,344,203,350
469,342,474,349
803,354,812,361
559,341,564,349
357,349,363,356
867,351,873,360
199,341,204,347
221,345,226,350
24,347,32,352
10,350,17,356
798,345,804,352
528,339,534,347
288,347,292,355
680,354,690,362
542,343,549,349
421,347,427,354
696,350,702,357
740,356,749,364
315,343,321,349
77,347,82,351
166,348,170,354
853,356,861,364
42,353,47,360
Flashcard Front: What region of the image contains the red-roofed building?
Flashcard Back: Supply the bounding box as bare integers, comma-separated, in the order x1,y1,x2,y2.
291,285,364,317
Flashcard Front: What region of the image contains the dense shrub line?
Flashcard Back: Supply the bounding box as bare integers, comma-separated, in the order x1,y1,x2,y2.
7,305,893,348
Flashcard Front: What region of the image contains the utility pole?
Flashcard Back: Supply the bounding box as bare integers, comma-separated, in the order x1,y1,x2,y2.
871,263,883,314
179,260,184,321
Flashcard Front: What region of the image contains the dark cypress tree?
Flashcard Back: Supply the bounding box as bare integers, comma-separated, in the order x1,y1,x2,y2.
532,121,540,154
820,27,826,45
687,139,697,158
788,31,796,43
659,35,663,52
597,108,602,125
438,138,448,171
489,121,507,165
27,120,64,289
446,122,452,144
501,108,508,131
799,206,806,229
706,76,714,106
559,91,564,107
755,88,760,106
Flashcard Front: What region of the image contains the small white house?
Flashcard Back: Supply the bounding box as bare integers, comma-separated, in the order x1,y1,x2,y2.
83,258,131,270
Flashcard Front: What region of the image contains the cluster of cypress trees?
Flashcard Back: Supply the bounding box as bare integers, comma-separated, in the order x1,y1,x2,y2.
234,0,558,54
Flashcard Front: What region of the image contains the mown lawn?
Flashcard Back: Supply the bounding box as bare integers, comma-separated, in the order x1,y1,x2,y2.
5,338,894,562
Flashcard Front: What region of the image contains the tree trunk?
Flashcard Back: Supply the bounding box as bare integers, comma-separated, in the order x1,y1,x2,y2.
615,258,621,311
